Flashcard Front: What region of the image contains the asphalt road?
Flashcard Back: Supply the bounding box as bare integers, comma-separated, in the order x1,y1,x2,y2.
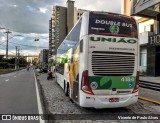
0,68,40,123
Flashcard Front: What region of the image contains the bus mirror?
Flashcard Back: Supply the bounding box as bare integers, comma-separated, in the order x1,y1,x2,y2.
62,58,68,64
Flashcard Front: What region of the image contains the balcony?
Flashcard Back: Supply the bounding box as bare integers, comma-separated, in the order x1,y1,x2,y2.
52,44,55,47
131,0,160,18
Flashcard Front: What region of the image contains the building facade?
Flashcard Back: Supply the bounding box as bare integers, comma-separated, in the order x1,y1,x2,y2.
121,0,131,15
130,0,160,76
40,49,49,67
67,0,75,33
121,0,158,76
49,18,52,59
52,6,67,57
49,0,86,60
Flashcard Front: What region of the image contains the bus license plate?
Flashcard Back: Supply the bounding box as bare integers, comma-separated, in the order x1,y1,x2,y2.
109,98,119,102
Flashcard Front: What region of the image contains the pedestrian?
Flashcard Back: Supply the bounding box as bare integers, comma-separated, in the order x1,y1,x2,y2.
47,70,53,80
27,66,29,71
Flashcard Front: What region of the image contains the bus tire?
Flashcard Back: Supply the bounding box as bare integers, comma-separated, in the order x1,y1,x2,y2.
64,81,68,96
67,84,74,103
67,83,70,97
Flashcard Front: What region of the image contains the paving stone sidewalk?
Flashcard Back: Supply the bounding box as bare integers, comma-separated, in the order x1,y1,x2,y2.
36,73,160,123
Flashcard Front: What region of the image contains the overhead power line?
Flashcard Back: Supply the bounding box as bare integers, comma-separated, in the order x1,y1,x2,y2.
0,43,15,55
0,40,6,45
9,41,48,48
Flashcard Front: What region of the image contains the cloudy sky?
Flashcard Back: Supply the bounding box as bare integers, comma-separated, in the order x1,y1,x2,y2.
0,0,121,56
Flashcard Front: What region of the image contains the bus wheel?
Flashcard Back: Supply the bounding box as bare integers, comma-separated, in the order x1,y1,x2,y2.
67,83,70,97
67,84,73,103
64,82,68,96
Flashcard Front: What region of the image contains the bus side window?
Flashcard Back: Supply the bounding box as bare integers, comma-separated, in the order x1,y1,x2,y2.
80,39,83,53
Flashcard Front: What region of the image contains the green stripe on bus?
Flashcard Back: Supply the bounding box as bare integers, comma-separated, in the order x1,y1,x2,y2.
89,76,136,89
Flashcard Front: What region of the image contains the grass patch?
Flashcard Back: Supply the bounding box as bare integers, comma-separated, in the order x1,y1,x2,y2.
0,69,16,75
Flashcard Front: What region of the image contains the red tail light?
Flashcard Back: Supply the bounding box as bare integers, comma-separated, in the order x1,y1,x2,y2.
81,70,93,95
132,71,139,93
131,16,135,20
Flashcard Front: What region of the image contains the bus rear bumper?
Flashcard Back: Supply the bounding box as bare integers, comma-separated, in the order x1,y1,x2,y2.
80,92,138,109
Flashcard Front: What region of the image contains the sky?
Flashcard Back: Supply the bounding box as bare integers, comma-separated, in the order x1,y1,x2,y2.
0,0,121,56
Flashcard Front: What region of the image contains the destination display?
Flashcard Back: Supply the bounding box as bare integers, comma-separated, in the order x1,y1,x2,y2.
89,13,138,38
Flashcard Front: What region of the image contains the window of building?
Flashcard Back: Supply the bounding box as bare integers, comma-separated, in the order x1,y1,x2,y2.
144,24,154,32
139,19,154,33
140,48,147,66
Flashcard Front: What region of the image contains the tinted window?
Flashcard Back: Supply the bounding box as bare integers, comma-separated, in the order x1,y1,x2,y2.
89,13,138,38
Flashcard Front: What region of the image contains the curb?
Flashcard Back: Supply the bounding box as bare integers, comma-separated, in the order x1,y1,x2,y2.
138,96,160,105
34,70,47,123
34,70,51,123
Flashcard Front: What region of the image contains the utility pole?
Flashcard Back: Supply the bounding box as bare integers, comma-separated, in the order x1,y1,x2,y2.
15,46,18,70
5,29,12,59
17,49,20,69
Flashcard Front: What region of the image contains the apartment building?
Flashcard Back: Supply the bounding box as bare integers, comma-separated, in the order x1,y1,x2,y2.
49,0,86,60
49,18,52,59
40,49,49,67
52,6,67,57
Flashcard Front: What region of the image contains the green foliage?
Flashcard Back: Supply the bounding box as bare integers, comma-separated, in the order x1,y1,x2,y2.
0,62,15,69
0,57,27,68
0,55,4,61
0,62,9,68
19,57,27,65
32,58,38,65
0,69,16,75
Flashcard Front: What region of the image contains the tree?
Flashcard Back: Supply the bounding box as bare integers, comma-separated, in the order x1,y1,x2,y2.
32,58,38,65
0,55,4,62
18,57,27,67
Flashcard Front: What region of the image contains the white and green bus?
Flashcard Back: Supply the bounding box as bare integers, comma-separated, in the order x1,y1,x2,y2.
56,11,139,108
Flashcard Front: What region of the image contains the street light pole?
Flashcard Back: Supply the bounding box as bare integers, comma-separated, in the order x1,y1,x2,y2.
15,46,20,70
5,29,12,59
34,37,39,67
17,49,20,69
15,46,18,70
34,37,39,59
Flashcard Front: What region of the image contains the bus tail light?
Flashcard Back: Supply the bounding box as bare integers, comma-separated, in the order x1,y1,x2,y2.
81,70,94,95
130,16,135,20
132,71,139,93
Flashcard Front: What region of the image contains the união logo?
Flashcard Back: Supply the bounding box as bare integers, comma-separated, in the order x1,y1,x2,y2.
109,25,119,34
90,37,137,44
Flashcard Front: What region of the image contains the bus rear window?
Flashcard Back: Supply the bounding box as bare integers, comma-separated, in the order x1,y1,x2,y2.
89,13,138,38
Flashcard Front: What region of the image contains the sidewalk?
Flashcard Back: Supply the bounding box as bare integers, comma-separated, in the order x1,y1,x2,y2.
36,73,160,120
139,76,160,103
140,76,160,83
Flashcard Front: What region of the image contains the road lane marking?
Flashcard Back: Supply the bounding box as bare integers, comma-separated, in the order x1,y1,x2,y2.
139,96,160,105
34,73,45,123
5,79,9,82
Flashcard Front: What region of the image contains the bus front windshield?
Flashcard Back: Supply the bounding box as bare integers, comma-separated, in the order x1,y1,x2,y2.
89,13,138,38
